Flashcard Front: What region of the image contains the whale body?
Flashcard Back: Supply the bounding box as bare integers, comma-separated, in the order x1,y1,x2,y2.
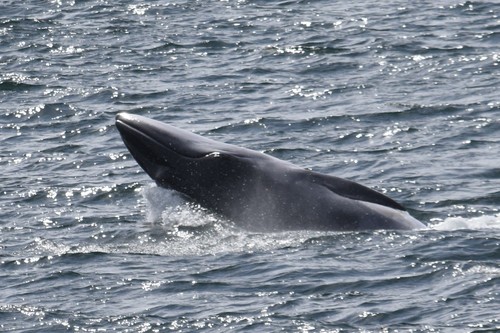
116,112,426,231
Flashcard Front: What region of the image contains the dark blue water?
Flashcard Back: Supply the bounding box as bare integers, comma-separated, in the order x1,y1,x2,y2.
1,0,499,331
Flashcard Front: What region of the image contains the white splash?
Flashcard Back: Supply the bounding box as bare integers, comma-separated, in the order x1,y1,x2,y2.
142,184,186,223
142,184,222,228
431,214,500,230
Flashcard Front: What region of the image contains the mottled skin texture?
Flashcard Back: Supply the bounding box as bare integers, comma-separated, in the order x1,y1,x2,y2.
116,113,426,231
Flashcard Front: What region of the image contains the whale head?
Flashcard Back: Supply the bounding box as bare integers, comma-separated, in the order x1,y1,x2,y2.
115,112,276,215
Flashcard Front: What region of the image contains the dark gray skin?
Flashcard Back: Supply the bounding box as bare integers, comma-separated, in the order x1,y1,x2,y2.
116,113,426,231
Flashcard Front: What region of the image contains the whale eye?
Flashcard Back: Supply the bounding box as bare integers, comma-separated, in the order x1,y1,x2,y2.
205,152,221,158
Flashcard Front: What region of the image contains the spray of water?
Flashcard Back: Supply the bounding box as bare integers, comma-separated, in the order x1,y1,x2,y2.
431,214,500,231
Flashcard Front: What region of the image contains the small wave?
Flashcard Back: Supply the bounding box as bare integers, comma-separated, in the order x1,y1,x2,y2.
0,80,44,92
432,214,500,230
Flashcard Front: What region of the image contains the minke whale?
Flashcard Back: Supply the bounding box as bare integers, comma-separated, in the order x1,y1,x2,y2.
115,112,426,231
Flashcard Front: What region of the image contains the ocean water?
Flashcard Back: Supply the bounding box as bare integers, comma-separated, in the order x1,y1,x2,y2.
1,0,499,331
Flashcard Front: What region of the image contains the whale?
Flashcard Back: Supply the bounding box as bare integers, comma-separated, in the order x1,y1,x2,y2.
115,112,426,231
